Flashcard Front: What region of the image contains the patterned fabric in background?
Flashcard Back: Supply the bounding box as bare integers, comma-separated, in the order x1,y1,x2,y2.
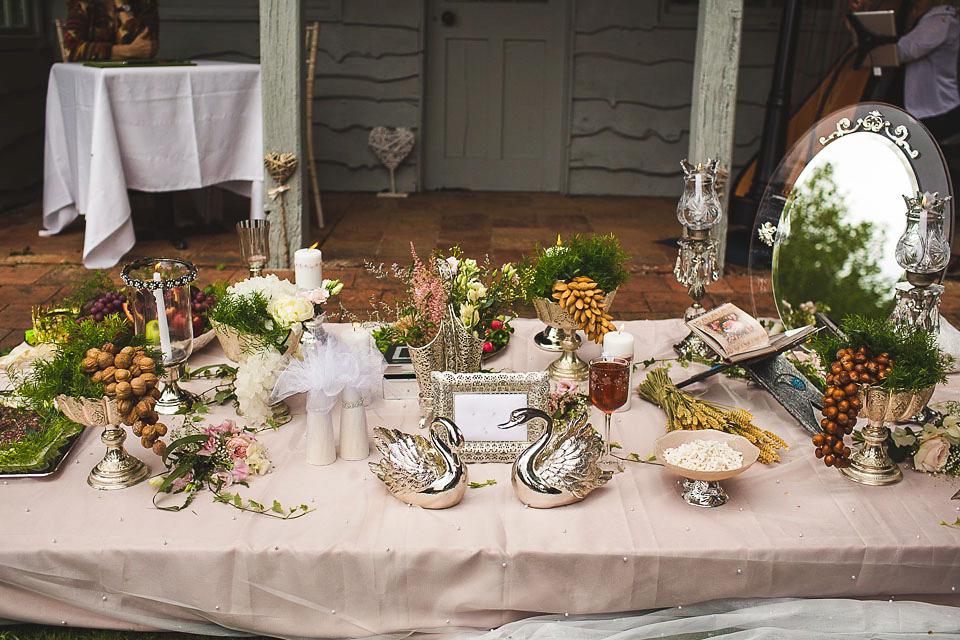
63,0,159,61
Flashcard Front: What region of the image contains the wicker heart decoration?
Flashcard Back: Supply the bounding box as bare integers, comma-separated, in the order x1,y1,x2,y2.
264,152,298,184
369,127,415,171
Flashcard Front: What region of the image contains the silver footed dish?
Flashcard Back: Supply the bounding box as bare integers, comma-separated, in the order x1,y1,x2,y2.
499,407,613,508
369,417,467,509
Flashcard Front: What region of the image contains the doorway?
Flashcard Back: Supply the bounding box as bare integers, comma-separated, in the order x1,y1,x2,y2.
423,0,571,191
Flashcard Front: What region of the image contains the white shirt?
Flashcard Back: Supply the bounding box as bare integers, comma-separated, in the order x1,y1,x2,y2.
898,6,960,119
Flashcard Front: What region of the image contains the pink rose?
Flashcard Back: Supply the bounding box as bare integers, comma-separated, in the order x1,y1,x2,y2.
231,458,250,484
298,287,329,305
914,436,950,472
212,470,234,489
226,435,251,459
170,470,195,492
483,341,495,353
491,319,503,330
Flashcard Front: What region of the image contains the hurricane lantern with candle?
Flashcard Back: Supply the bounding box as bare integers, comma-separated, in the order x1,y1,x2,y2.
892,192,951,334
121,258,198,414
674,159,723,359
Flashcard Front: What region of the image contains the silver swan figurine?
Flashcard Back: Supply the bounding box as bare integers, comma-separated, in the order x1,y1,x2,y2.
369,416,468,509
499,407,613,508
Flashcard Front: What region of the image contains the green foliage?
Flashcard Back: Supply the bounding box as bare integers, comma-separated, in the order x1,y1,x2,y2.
775,164,893,325
212,491,313,519
522,234,629,300
16,316,149,407
812,315,951,391
0,408,83,472
209,289,290,353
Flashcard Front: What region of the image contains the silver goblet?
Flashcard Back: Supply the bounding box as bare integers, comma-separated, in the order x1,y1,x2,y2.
237,219,270,277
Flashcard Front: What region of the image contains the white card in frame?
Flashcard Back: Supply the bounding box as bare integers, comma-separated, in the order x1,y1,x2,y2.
430,370,550,463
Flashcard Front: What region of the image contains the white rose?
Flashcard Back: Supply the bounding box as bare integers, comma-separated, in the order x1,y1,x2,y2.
269,295,314,326
914,436,950,472
246,442,271,475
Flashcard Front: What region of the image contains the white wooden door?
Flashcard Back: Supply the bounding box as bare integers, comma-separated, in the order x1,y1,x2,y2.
424,0,569,191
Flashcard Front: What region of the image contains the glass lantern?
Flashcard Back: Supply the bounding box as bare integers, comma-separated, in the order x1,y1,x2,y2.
895,192,950,286
892,192,950,333
677,159,722,231
121,259,198,414
674,159,723,358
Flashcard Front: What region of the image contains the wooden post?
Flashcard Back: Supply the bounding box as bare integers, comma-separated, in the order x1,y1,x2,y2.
260,0,306,268
688,0,744,272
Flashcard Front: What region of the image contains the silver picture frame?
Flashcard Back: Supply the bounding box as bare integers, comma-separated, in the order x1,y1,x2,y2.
430,370,550,463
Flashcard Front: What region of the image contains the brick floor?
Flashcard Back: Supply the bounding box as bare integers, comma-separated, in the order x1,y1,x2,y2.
1,191,959,347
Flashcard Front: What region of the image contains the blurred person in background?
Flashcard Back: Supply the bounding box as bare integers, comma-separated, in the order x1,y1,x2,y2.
63,0,158,62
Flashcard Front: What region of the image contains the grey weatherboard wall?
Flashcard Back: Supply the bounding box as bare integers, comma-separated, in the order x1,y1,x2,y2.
12,0,848,209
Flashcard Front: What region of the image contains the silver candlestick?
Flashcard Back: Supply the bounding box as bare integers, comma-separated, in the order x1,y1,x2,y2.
673,159,722,358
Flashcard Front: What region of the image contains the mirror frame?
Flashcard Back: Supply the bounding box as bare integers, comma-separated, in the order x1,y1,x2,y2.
748,102,954,325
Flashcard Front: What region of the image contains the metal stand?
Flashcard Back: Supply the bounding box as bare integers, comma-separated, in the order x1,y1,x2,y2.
680,478,728,507
88,425,150,490
673,229,720,358
534,325,571,352
155,362,196,415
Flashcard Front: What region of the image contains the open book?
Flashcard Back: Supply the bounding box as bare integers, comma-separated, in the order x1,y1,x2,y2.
687,303,818,364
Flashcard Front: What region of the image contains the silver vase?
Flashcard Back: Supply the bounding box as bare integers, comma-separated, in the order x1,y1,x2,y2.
840,385,936,486
533,289,617,382
408,307,484,425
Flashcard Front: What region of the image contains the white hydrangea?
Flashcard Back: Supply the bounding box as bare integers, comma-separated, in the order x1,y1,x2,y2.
227,274,298,304
235,347,286,426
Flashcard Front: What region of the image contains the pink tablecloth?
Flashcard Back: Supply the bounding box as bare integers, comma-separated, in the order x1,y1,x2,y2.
1,319,959,637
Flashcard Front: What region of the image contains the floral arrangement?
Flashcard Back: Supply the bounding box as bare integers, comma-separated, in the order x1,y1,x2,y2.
483,316,513,355
151,417,310,518
210,274,314,352
234,348,287,426
296,278,344,316
889,402,960,476
368,244,525,347
547,381,592,433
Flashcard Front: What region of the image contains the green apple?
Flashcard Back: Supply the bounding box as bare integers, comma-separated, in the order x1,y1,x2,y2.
145,319,160,344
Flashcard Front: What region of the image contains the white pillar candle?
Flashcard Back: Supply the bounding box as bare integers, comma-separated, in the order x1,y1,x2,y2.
152,272,173,362
295,247,323,290
341,322,371,350
603,328,635,412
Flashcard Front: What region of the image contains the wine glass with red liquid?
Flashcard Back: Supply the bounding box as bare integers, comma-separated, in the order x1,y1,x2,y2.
589,355,630,471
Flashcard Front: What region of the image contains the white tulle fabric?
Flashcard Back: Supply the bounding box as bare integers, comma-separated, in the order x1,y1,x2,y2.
269,336,386,413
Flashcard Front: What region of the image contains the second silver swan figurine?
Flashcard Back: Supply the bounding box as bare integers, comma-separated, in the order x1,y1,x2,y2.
499,407,613,508
369,416,468,509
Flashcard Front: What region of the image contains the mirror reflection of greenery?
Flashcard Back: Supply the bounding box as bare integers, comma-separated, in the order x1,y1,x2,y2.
775,163,894,327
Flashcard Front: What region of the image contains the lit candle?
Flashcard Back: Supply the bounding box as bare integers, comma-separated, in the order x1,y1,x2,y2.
295,246,323,290
603,326,634,412
152,272,173,362
341,322,371,351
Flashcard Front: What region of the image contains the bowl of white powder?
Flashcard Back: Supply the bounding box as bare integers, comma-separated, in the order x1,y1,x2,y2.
654,430,760,482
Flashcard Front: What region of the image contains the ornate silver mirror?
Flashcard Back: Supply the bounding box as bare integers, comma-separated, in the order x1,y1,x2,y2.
749,103,954,327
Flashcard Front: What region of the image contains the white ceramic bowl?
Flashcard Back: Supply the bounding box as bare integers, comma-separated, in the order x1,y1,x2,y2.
654,430,760,482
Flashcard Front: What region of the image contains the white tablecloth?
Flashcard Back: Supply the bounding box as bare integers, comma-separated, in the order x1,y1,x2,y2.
1,319,960,638
41,61,264,268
